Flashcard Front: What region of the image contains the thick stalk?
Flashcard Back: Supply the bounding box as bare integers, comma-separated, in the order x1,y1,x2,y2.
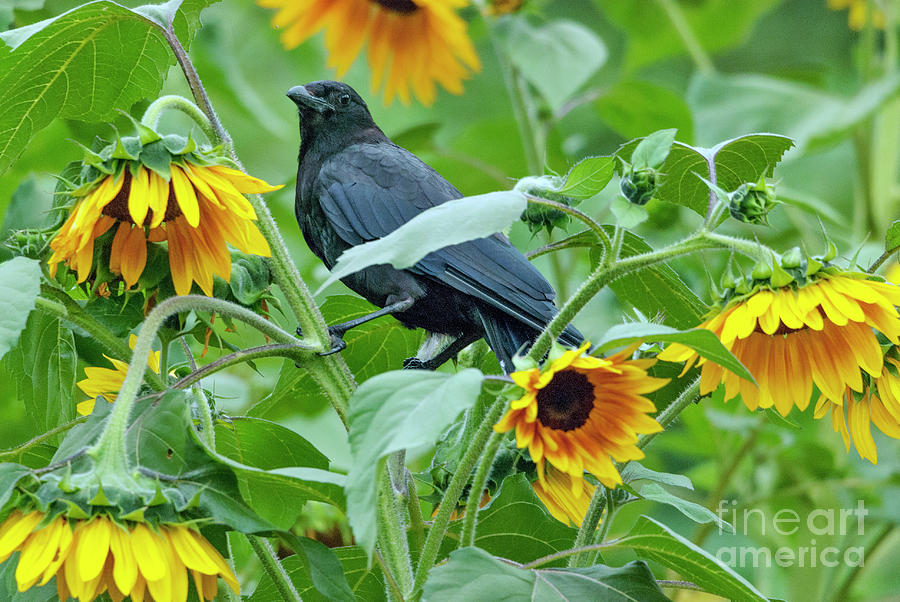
140,95,217,142
377,472,414,597
567,486,607,568
412,397,508,593
459,431,503,548
248,536,302,602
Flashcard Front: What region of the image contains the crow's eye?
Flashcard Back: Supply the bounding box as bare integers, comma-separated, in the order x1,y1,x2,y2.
338,94,351,106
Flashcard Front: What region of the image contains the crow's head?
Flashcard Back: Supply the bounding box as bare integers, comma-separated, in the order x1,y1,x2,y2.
287,81,375,138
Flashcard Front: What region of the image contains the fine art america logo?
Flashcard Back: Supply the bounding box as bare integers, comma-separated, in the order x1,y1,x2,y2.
715,499,867,568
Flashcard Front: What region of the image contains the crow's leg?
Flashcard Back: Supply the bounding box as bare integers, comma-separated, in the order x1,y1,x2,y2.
316,296,415,356
403,331,481,370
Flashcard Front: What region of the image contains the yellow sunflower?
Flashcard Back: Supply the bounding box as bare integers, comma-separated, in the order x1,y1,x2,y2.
0,511,239,601
76,334,161,416
495,342,666,492
828,0,885,30
532,465,596,527
887,261,900,284
813,352,900,463
258,0,481,105
659,272,900,417
48,160,277,296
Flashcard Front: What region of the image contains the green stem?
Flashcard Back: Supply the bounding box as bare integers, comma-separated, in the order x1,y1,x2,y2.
0,417,87,461
172,343,301,390
523,195,613,251
655,0,715,73
36,287,167,391
567,486,607,568
193,388,216,449
412,397,508,594
637,376,701,451
407,472,425,561
607,225,625,266
248,535,302,602
375,550,406,602
868,246,900,273
377,469,414,597
829,523,894,602
459,431,503,548
140,95,217,142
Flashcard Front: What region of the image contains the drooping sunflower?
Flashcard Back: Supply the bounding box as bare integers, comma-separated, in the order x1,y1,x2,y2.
659,270,900,417
48,130,278,296
495,342,666,492
532,465,596,527
76,334,161,416
257,0,481,106
827,0,885,30
813,351,900,463
0,511,239,601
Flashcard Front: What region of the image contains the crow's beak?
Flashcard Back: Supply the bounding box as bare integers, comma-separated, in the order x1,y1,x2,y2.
287,85,332,113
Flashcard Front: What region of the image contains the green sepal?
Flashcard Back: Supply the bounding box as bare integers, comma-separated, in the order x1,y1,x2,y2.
806,255,823,277
120,507,146,522
751,259,772,280
61,500,90,520
139,140,174,180
119,110,162,146
74,140,112,171
111,135,142,161
89,482,113,506
148,482,170,507
161,133,196,156
822,236,838,262
780,247,802,269
769,258,794,288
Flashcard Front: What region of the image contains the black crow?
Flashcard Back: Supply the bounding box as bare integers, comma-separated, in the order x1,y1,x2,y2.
288,80,582,372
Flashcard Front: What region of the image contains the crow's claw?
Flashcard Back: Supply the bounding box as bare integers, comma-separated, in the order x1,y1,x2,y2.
318,328,347,356
296,325,303,338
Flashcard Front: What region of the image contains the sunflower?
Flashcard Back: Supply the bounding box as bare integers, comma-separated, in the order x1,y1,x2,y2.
495,342,666,491
813,352,900,463
532,465,596,527
76,334,161,416
887,261,900,284
48,154,278,296
827,0,885,30
257,0,481,106
659,272,900,417
0,511,239,601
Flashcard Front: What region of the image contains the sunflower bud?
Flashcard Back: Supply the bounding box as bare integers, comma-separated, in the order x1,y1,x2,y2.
515,176,572,235
620,166,659,206
729,177,777,225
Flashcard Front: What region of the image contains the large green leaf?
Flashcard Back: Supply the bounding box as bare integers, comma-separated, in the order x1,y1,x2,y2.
0,463,31,513
610,515,767,601
424,547,667,601
9,311,76,441
616,134,794,217
0,0,216,175
346,369,484,555
317,191,526,293
251,545,384,602
500,18,607,111
0,257,40,362
440,474,577,565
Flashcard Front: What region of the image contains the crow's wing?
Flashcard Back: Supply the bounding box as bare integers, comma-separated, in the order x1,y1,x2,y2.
315,142,564,332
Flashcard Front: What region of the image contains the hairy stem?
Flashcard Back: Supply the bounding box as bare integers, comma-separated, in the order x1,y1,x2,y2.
140,94,217,142
459,431,503,548
637,376,701,451
0,417,87,461
248,536,302,602
377,471,414,597
567,486,607,568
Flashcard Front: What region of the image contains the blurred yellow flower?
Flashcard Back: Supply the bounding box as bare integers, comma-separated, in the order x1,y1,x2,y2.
0,511,239,601
828,0,885,30
258,0,481,105
76,334,160,416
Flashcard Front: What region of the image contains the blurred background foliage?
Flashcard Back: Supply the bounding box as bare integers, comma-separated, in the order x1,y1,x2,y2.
2,0,900,600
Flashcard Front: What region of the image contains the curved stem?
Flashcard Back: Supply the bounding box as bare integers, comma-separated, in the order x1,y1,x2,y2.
412,396,508,594
0,417,87,461
868,245,899,273
248,535,302,602
172,343,301,390
459,430,502,548
523,195,613,251
140,95,216,142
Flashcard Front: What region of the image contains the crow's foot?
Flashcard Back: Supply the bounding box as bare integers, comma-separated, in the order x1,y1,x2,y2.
403,356,432,370
318,327,348,356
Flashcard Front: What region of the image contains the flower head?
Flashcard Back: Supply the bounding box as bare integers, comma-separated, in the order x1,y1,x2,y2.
660,266,900,417
0,511,239,602
495,342,666,491
813,352,900,463
532,465,596,527
48,128,279,296
258,0,481,105
77,334,160,416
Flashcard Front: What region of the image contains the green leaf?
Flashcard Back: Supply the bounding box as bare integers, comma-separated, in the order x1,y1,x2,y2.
82,294,145,338
317,191,526,293
501,18,607,111
0,0,216,175
215,417,329,471
595,322,754,384
621,462,693,491
593,227,708,329
247,359,324,419
610,515,767,601
611,196,649,228
346,369,484,555
441,474,577,565
0,463,31,513
631,128,677,169
886,220,900,252
10,311,76,440
424,547,668,601
594,80,695,143
251,545,384,602
689,72,900,151
278,533,356,602
0,257,40,362
616,134,794,217
636,483,731,530
558,156,615,200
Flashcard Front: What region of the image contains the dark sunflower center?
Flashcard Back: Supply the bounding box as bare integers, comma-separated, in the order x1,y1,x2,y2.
100,170,181,226
535,369,595,431
372,0,419,14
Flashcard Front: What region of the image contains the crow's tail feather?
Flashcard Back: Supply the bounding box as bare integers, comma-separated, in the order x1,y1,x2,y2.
479,310,586,374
